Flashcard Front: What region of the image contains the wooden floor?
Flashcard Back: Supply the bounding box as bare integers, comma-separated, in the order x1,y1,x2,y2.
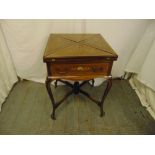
0,80,155,135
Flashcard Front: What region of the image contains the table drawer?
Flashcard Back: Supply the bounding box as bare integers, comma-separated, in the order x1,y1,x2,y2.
50,62,111,76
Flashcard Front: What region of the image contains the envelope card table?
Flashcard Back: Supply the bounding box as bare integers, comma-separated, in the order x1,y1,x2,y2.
43,34,118,120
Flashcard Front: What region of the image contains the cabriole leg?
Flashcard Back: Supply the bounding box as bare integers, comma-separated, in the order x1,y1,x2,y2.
45,77,56,120
100,77,112,117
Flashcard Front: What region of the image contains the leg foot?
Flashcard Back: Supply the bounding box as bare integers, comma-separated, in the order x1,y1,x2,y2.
100,107,105,117
51,109,56,120
51,113,56,120
46,77,56,120
99,77,112,117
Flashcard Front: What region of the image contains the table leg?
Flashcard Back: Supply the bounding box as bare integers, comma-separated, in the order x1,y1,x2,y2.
100,77,112,117
46,78,112,120
45,78,56,120
91,79,95,87
54,80,58,88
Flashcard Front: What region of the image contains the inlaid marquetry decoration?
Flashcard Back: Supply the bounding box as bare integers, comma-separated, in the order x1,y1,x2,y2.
43,34,118,120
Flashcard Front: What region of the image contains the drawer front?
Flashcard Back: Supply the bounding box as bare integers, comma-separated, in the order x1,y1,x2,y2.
50,62,111,76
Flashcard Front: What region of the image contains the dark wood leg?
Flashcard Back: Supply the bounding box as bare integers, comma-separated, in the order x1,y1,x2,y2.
79,80,89,87
100,77,112,117
73,82,80,94
91,79,95,87
45,77,112,120
51,108,56,120
79,89,100,105
46,78,74,120
54,80,58,88
58,79,73,88
45,78,56,120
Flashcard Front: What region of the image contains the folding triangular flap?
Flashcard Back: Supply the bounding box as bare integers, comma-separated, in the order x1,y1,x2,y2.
46,43,114,58
44,35,74,57
60,34,97,42
44,34,118,60
81,35,117,55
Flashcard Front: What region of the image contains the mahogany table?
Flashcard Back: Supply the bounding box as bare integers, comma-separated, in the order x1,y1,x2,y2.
43,34,118,120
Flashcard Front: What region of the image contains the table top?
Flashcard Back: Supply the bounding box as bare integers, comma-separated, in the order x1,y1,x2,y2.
43,34,118,61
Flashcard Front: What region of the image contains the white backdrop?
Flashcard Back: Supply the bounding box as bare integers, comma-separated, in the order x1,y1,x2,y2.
125,20,155,91
0,24,18,111
125,20,155,119
0,19,150,83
